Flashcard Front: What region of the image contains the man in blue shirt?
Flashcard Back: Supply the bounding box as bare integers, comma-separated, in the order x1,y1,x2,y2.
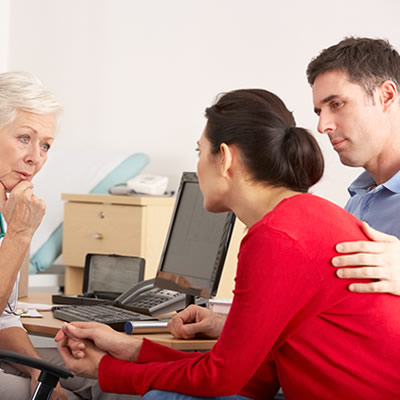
345,171,400,238
307,36,400,296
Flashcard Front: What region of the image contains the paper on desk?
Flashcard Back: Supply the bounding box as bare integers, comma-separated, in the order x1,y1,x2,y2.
17,301,52,311
17,308,43,318
17,301,53,318
207,298,232,315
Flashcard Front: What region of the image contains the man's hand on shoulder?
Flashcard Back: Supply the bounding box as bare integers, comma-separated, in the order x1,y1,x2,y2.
168,304,226,339
332,222,400,296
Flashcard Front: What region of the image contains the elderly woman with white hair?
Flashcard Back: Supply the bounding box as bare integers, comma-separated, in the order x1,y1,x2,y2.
0,72,135,400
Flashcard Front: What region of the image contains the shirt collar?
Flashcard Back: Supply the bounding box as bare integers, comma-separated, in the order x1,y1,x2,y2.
0,213,4,239
348,170,400,196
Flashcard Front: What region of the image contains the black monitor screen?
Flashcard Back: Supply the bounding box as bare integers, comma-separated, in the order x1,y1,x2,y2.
154,172,235,298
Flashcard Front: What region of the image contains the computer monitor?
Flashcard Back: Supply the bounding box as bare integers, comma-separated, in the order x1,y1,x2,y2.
154,172,236,301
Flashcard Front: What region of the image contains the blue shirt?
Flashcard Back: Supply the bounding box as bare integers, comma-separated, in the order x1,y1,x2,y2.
345,170,400,238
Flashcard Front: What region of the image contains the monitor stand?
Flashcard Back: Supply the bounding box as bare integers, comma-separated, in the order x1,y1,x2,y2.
185,294,196,307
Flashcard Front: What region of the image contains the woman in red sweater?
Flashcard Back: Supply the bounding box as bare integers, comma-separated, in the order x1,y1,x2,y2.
56,89,400,399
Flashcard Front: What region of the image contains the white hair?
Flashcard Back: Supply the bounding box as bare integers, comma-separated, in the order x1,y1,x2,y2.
0,71,63,127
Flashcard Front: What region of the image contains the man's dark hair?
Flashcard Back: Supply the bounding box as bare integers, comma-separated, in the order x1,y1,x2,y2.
306,37,400,98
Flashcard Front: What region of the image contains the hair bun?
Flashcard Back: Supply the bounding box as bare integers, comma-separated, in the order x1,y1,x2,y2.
285,126,295,137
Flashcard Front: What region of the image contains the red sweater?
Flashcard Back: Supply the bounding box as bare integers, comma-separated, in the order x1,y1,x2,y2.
98,194,400,399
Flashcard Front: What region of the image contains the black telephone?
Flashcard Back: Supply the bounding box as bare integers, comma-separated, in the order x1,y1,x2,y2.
115,278,189,316
53,278,193,330
53,278,187,316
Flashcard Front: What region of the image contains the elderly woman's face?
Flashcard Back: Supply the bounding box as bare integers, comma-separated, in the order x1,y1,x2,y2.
0,110,56,192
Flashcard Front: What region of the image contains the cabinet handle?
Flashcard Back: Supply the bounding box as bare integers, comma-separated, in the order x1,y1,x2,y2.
93,233,103,240
99,211,105,219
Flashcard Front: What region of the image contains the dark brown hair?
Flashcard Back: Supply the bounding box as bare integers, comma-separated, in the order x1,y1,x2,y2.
307,37,400,98
204,89,324,193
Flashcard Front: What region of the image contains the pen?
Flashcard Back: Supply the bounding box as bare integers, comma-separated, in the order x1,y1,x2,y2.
124,320,169,334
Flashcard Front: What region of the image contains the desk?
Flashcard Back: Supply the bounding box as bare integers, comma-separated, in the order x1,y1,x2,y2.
20,293,216,351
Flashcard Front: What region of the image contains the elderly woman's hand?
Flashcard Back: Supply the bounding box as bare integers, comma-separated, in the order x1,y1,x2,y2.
0,180,46,238
332,222,400,296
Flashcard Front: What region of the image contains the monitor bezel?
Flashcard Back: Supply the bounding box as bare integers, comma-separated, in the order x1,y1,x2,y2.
154,171,235,299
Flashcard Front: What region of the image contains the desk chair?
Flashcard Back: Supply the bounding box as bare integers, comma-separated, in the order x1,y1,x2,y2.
0,350,72,400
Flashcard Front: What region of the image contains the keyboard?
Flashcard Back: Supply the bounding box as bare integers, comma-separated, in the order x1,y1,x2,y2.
53,304,156,331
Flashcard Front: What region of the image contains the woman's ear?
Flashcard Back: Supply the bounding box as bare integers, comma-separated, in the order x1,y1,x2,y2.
219,143,233,177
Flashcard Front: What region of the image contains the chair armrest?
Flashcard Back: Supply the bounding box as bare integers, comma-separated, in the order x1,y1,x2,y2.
0,349,73,379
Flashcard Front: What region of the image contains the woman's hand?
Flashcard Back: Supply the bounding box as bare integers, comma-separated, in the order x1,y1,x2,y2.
168,304,226,339
0,180,45,238
55,321,143,362
332,222,400,295
58,336,105,379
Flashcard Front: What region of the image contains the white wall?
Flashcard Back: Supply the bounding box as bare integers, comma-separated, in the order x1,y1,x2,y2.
6,0,400,207
0,0,10,72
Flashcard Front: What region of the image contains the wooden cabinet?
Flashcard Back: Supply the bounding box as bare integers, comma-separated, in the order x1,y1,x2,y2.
62,193,175,294
61,193,246,298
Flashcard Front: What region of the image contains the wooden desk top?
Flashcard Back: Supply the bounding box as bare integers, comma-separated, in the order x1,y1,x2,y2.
61,193,176,206
20,293,216,351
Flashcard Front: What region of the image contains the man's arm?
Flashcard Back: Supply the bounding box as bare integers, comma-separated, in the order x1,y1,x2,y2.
0,181,45,313
332,222,400,295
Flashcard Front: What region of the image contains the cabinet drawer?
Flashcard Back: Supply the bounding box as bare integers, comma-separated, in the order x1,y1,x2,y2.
63,202,144,266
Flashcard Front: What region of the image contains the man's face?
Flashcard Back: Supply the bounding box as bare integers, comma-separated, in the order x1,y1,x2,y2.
312,70,386,170
0,110,56,192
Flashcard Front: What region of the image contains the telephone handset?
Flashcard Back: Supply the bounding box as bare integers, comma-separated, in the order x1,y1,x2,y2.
115,278,157,303
114,278,189,316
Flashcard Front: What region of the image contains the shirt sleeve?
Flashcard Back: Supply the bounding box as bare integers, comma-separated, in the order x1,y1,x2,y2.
136,338,204,363
98,226,326,396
